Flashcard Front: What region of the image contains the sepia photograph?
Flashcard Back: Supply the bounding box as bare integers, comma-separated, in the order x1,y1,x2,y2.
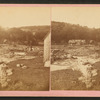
0,7,50,91
51,7,100,90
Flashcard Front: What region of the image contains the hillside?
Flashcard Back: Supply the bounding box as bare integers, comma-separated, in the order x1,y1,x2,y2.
51,21,100,44
0,25,50,45
20,25,50,41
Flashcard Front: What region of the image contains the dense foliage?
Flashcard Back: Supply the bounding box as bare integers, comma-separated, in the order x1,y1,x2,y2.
51,21,100,44
0,26,50,45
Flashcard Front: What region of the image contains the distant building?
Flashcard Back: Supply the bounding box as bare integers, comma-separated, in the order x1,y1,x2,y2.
44,32,51,67
68,39,86,45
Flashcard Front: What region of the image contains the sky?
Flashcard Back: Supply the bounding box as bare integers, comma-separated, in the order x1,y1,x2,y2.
0,7,50,28
52,7,100,28
1,6,100,29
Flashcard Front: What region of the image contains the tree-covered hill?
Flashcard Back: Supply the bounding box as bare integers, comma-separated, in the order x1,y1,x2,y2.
20,25,50,41
0,25,50,45
51,21,100,44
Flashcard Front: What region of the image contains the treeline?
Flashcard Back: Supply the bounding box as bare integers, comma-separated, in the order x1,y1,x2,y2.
0,25,50,45
20,26,50,41
51,21,100,44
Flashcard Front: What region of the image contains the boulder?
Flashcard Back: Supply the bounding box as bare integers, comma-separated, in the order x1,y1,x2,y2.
6,69,13,76
22,65,28,69
16,64,21,67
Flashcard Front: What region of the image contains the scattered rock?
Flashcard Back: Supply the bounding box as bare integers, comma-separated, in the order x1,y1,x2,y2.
38,50,43,57
0,63,7,68
66,54,72,59
16,63,28,69
72,56,77,59
14,52,26,56
1,82,8,88
44,61,50,67
72,68,75,71
7,79,11,82
7,72,13,76
86,81,93,88
78,76,83,81
92,80,96,82
6,69,13,76
16,64,21,67
91,69,97,76
20,64,24,67
0,62,4,65
83,62,92,65
22,65,28,69
9,51,15,58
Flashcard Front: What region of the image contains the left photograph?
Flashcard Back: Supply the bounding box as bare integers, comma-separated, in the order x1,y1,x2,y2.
0,7,50,91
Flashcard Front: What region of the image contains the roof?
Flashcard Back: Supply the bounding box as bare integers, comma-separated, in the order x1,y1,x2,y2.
43,32,50,40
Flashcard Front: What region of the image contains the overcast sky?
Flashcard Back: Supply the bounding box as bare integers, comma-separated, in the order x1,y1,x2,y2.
52,7,100,28
0,7,50,28
1,6,100,28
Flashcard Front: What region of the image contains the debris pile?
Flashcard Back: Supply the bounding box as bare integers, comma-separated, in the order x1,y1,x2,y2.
0,44,44,90
51,49,74,63
67,46,94,56
38,50,43,57
16,64,28,69
0,63,13,88
6,69,13,76
51,49,100,88
77,62,97,88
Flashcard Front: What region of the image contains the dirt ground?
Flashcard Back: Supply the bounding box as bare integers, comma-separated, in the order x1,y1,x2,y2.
0,44,50,91
51,44,100,90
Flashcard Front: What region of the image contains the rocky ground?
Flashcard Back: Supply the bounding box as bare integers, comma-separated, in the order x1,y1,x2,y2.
0,44,49,91
51,44,100,90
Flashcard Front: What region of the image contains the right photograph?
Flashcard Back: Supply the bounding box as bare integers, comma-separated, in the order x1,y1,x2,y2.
51,7,100,90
